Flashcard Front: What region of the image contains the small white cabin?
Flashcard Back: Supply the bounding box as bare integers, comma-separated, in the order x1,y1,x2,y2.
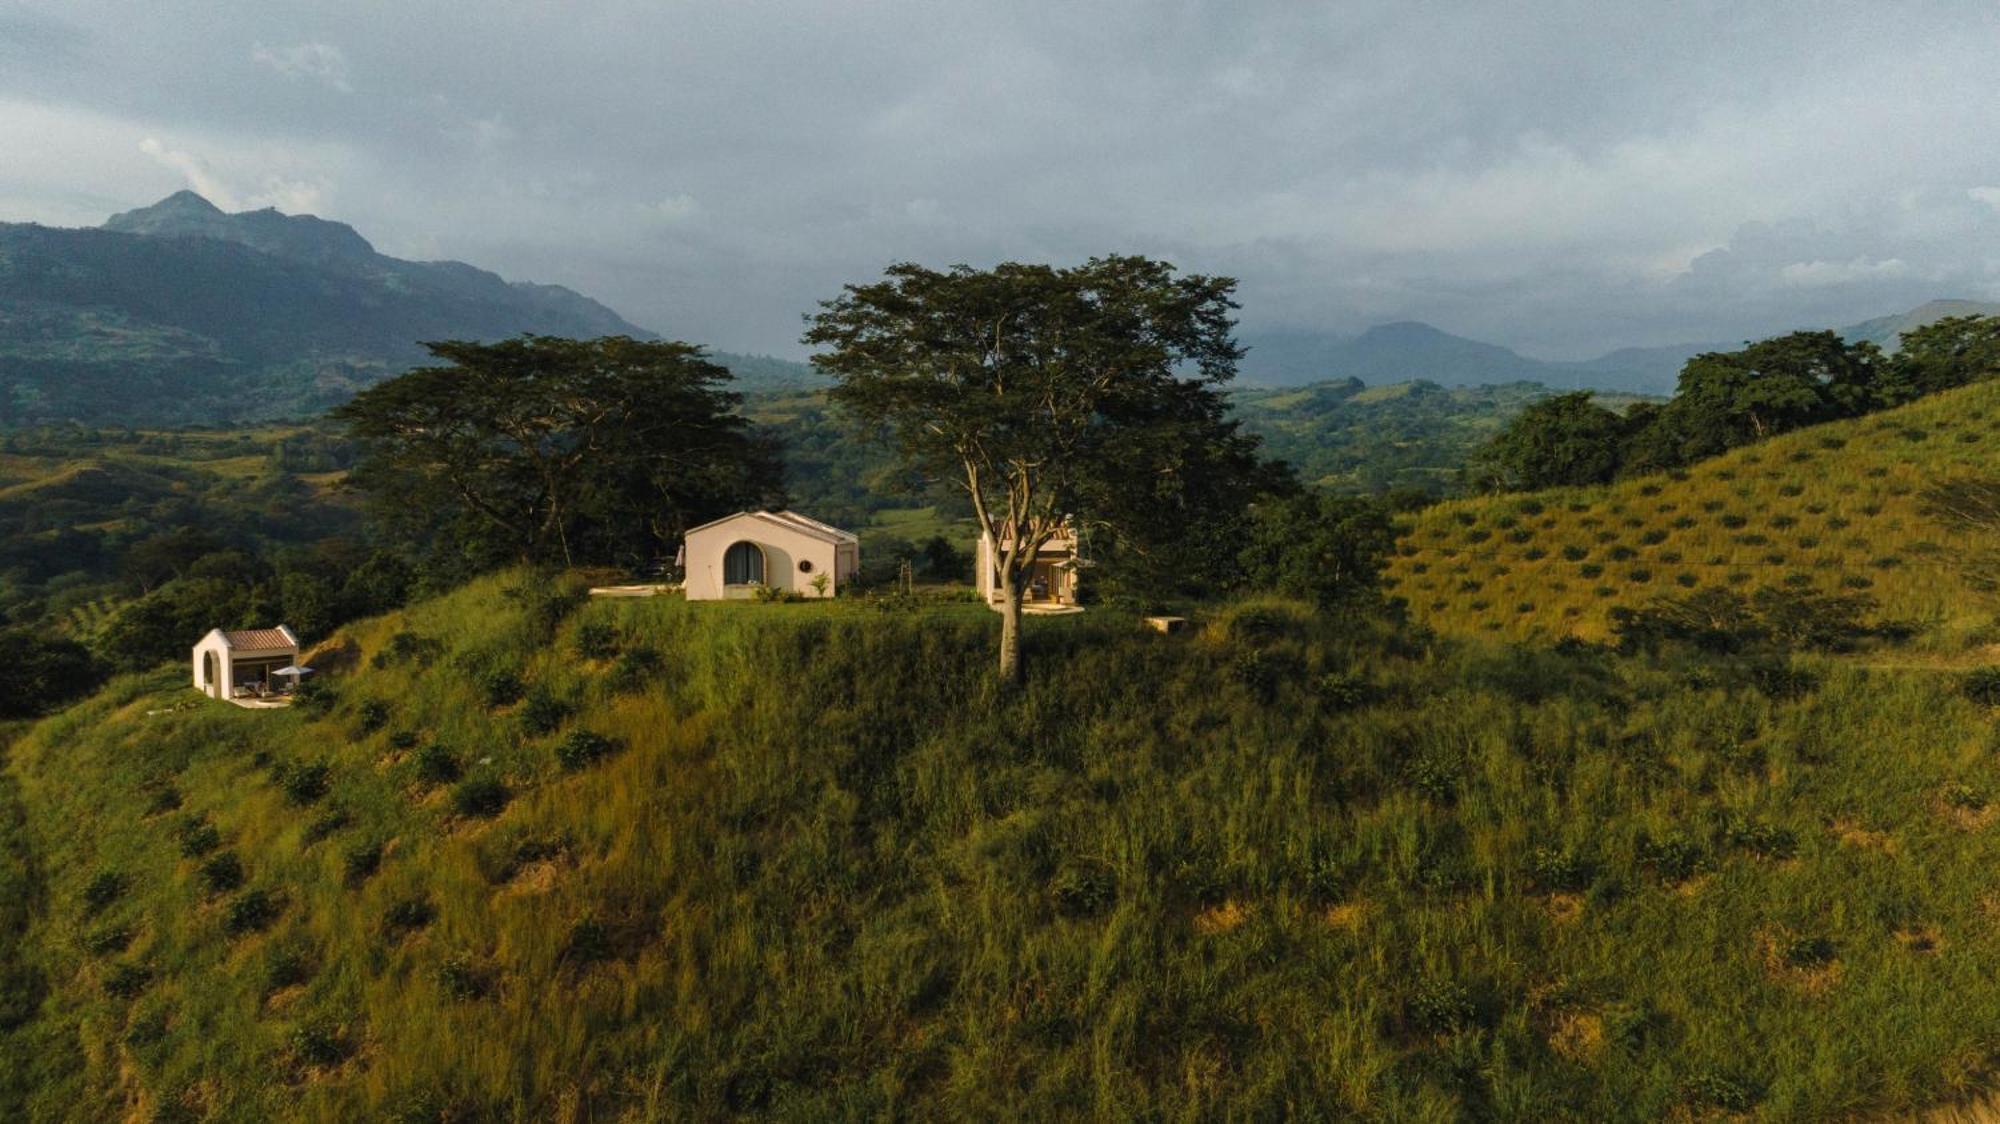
193,626,300,700
681,511,859,600
976,523,1083,613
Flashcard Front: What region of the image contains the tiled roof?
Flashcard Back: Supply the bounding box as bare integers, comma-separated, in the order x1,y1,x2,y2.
220,628,294,651
684,510,858,545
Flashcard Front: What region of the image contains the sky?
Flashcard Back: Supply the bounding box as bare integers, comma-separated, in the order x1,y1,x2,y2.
5,0,2000,359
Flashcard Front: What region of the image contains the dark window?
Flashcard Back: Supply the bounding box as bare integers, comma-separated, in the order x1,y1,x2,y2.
723,541,765,585
798,559,814,574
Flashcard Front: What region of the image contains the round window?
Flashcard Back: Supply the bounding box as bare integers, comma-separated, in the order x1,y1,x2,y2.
798,559,815,573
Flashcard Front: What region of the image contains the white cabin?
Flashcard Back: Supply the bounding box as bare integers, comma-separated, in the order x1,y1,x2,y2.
680,511,859,600
192,626,300,700
976,523,1083,612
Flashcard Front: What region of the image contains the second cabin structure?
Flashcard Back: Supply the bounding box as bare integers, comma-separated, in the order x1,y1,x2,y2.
977,521,1083,613
681,510,859,600
192,626,299,700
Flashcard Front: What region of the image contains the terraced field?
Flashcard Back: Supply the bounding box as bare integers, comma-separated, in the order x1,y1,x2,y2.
1386,380,2000,646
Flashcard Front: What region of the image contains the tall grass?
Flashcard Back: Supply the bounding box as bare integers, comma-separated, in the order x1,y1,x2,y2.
4,578,2000,1119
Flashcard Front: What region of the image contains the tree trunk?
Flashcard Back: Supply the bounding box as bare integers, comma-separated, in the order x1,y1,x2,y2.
997,581,1023,684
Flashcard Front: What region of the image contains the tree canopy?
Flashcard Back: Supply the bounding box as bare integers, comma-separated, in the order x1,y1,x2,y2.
334,336,780,568
805,256,1282,678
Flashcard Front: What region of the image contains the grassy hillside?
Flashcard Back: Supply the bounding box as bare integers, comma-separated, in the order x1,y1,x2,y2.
6,577,2000,1118
1386,379,2000,646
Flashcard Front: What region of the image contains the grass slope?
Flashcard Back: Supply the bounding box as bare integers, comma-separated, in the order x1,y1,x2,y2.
1386,379,2000,646
6,578,2000,1118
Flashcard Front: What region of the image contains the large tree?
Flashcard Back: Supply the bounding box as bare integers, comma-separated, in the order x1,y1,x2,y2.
1469,391,1630,492
335,336,780,568
805,256,1271,681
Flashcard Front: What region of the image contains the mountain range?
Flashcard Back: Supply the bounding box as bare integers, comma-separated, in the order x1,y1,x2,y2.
0,192,816,425
1,191,1993,425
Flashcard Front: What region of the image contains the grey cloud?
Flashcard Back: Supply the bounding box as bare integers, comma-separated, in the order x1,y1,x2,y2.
4,1,2000,358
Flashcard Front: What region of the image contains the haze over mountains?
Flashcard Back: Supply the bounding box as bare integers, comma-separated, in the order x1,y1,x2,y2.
0,192,1993,425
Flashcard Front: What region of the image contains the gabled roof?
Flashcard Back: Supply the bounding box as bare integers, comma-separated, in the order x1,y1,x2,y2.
213,627,297,651
684,510,858,546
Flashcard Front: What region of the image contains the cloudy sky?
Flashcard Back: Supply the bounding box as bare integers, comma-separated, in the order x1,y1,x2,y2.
5,0,2000,359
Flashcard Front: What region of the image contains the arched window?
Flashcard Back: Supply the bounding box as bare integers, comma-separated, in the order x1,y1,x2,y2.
202,651,217,692
723,541,765,585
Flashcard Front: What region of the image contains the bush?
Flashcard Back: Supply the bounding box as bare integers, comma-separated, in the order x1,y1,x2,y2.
281,762,332,806
452,778,511,819
384,896,435,936
1529,846,1592,893
573,621,618,660
200,851,245,894
518,688,572,736
291,1017,353,1068
355,699,390,734
1782,934,1837,968
103,962,152,998
224,889,281,936
564,919,611,966
481,669,524,708
608,647,662,695
342,841,383,886
1407,976,1475,1034
82,870,127,915
1963,668,2000,708
145,787,183,816
266,944,314,993
413,743,461,785
81,924,133,956
436,953,492,1000
303,809,350,846
1049,861,1117,918
555,730,618,771
177,818,221,858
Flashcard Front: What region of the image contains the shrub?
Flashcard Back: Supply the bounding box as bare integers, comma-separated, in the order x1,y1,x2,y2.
436,953,492,1000
607,647,663,696
355,699,390,734
145,787,183,816
564,920,612,966
518,688,573,736
303,809,350,846
1561,545,1588,562
1318,673,1373,711
342,841,383,886
555,730,619,771
573,620,618,660
177,818,221,858
452,778,511,819
199,851,245,894
1963,669,2000,708
1684,1070,1763,1111
385,896,436,936
81,924,133,956
224,889,281,936
481,669,524,708
1529,846,1592,893
1407,976,1475,1035
1782,935,1837,968
1049,861,1118,918
413,743,461,785
82,870,127,915
266,944,314,993
291,1017,353,1068
1636,833,1705,883
281,762,331,806
1639,529,1668,545
103,962,152,998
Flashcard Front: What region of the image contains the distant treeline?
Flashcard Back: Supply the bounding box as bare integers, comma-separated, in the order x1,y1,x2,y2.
1470,317,2000,491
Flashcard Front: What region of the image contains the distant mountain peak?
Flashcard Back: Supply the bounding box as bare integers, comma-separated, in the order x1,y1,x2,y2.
103,191,381,267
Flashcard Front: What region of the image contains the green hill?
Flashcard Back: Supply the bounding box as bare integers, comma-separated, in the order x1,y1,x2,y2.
7,577,2000,1118
1386,379,2000,646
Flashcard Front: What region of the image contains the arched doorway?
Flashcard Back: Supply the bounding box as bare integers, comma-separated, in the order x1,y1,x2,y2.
202,651,218,697
723,540,766,585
